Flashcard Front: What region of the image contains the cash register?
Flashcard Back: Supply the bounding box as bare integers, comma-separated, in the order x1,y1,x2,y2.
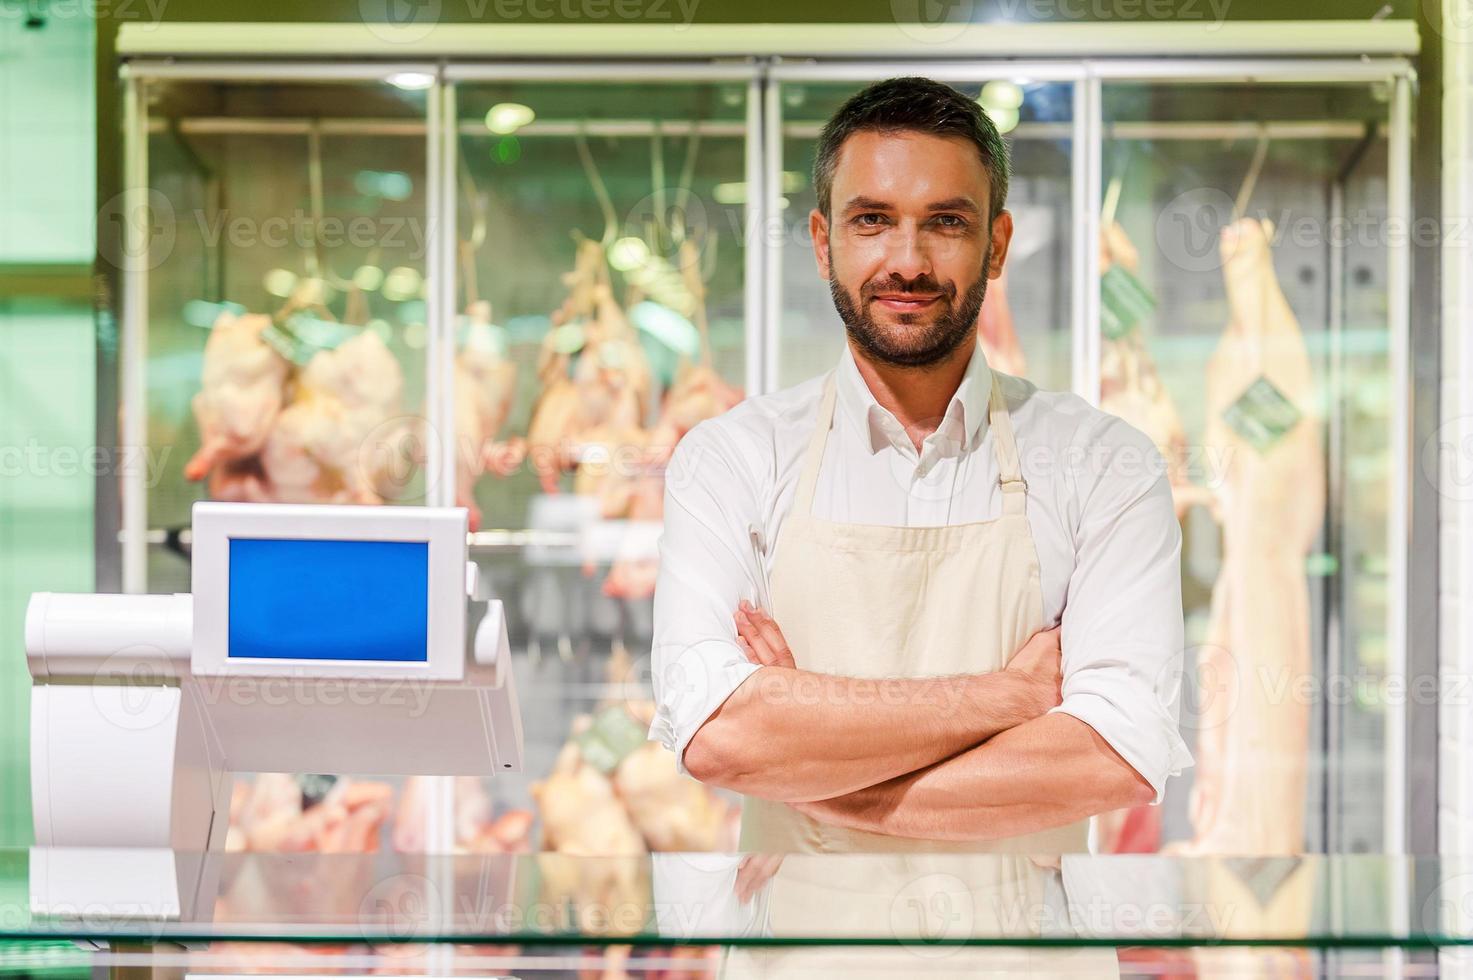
25,502,523,918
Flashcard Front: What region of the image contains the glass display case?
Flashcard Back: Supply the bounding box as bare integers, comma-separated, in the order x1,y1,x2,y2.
110,57,1415,860
1,849,1467,978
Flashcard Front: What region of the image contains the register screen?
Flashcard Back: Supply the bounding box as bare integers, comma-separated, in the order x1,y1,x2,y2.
227,538,430,662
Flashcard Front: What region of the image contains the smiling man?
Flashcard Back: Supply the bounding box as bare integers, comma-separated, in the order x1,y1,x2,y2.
648,76,1193,853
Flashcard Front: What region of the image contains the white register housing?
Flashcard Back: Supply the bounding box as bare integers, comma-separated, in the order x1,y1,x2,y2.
25,502,522,886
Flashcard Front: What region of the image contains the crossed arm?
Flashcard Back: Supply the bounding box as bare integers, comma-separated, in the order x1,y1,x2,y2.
696,603,1153,840
682,608,1064,803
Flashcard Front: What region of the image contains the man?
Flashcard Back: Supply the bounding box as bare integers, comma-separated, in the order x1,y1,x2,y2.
648,76,1192,853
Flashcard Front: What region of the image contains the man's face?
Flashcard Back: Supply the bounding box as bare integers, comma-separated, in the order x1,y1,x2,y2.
811,130,1013,368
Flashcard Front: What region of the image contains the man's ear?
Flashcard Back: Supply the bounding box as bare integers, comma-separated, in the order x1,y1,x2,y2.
988,209,1014,279
810,208,831,280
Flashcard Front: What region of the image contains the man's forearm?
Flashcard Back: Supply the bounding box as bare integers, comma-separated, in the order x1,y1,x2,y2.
793,713,1155,839
683,666,1049,802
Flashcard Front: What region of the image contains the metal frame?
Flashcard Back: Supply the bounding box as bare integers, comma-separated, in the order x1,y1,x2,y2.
114,51,1422,859
114,20,1421,59
1386,70,1416,857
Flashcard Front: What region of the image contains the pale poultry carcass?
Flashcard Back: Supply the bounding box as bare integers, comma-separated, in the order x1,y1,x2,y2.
1187,216,1324,856
613,740,736,852
454,301,524,531
391,775,534,854
527,243,654,495
183,311,290,482
976,261,1028,377
533,729,647,856
259,328,407,506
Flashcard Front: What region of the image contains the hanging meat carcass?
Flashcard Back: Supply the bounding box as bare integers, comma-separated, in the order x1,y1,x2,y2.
1188,217,1324,855
1097,221,1200,516
454,301,524,531
533,734,647,856
527,239,654,495
258,328,407,505
613,740,735,852
183,311,290,481
976,260,1027,377
225,773,394,853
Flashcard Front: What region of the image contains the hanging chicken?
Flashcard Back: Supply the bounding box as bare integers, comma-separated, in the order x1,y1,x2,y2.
454,300,524,531
183,311,291,482
605,240,744,600
1187,216,1324,855
257,327,408,506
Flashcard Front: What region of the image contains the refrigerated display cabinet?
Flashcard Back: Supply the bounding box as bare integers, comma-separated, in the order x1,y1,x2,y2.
108,54,1415,859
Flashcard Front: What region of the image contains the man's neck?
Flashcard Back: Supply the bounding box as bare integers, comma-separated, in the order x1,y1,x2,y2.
849,335,975,450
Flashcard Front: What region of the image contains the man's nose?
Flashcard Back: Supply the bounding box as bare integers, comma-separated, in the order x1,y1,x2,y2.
884,226,933,283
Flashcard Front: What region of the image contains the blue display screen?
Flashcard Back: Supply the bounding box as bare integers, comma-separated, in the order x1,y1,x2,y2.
227,538,429,662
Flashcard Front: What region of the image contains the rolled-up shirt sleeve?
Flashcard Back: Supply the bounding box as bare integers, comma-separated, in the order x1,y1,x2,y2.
1050,413,1195,804
648,418,766,773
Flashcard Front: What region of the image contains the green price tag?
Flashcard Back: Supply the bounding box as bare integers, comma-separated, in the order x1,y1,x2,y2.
1222,375,1303,453
575,705,649,775
1100,265,1156,340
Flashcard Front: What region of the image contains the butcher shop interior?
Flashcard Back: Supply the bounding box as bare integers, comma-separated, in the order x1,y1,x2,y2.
1,0,1471,975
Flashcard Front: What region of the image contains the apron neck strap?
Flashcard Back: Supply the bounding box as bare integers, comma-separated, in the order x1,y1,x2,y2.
793,376,839,515
794,370,1029,518
989,375,1029,517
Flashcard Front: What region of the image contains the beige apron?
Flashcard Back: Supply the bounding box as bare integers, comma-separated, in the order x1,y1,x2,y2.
739,371,1088,854
723,372,1116,978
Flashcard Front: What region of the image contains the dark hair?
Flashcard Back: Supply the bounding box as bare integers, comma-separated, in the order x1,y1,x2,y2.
813,76,1010,223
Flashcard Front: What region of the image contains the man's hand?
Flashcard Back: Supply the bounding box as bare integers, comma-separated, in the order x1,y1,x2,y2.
1003,626,1063,718
733,600,795,668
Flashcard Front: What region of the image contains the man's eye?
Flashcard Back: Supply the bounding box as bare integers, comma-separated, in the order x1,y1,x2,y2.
854,213,887,227
933,214,967,229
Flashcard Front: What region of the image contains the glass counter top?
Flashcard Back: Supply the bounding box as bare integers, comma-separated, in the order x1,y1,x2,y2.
3,849,1470,950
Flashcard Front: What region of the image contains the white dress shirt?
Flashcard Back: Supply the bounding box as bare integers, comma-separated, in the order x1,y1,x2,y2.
648,341,1194,803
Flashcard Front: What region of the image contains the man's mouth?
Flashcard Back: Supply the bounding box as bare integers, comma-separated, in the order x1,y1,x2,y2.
871,293,942,313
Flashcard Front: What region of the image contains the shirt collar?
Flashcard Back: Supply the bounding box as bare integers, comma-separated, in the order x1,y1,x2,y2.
834,341,994,456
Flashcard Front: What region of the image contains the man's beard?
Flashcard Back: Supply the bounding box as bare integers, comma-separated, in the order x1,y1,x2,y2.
829,245,991,369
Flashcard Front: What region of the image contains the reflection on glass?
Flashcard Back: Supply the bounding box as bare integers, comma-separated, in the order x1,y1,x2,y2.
1098,82,1392,855
776,79,1076,391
